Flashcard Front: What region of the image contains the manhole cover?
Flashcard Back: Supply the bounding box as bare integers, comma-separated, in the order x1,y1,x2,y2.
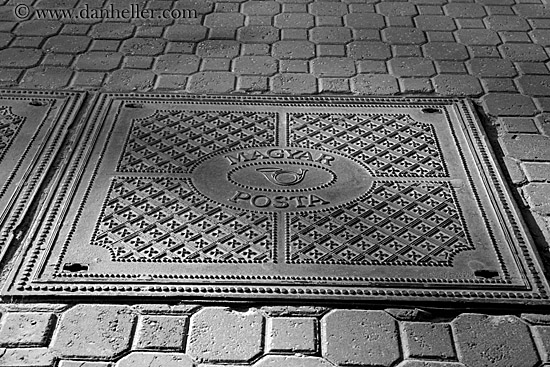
5,94,549,305
0,90,84,263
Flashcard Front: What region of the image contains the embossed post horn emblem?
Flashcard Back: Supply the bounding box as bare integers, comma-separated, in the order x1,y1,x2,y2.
256,167,308,186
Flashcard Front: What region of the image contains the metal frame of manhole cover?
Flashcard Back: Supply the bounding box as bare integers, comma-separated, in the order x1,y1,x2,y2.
0,90,85,264
4,93,549,305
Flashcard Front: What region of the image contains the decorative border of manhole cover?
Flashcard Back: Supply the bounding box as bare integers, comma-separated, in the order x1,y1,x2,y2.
0,90,85,264
4,93,549,305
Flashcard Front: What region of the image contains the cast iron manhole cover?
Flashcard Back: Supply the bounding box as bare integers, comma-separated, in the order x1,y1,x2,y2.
0,90,84,263
5,94,549,304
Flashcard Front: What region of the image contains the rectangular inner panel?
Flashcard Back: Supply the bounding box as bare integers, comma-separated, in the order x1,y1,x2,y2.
5,94,548,305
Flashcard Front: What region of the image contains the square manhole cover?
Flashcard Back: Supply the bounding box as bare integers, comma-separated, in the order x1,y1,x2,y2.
5,94,549,305
0,90,84,263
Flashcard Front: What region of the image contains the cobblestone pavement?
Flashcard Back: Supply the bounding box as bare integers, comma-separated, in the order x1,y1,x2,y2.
2,0,550,366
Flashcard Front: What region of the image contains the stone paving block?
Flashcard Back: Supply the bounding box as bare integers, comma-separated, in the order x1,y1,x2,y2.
319,77,350,93
42,54,73,67
242,1,280,15
310,27,352,44
517,75,550,96
254,356,333,367
74,52,122,71
482,93,538,116
155,54,200,74
266,317,317,353
309,2,348,16
44,35,90,53
20,67,72,89
516,62,549,75
282,29,308,40
0,348,55,367
116,352,193,367
123,56,154,70
196,40,240,58
444,3,486,18
154,74,187,90
377,2,417,16
51,305,136,359
272,41,315,59
315,16,343,27
317,45,345,57
90,40,120,52
233,56,278,75
530,30,550,46
71,72,105,87
401,322,455,359
242,44,270,56
204,13,245,28
523,163,550,182
120,38,166,56
432,74,483,96
12,37,43,48
0,48,42,68
58,362,111,367
501,134,550,160
482,78,517,93
322,310,400,367
434,61,467,74
423,42,469,60
0,312,55,347
187,308,263,363
388,57,436,77
399,78,434,93
397,362,466,367
187,71,236,93
61,24,91,36
14,20,61,36
261,306,329,318
415,15,456,31
502,157,526,184
383,28,426,45
533,325,550,362
237,75,269,92
89,23,134,40
0,33,12,49
274,13,314,29
499,44,549,62
347,41,391,60
310,57,355,77
393,45,423,58
0,68,22,85
523,183,550,214
452,314,540,367
270,73,317,94
134,315,188,350
165,25,208,42
201,58,231,71
104,69,156,91
238,26,279,44
486,15,531,32
467,58,516,77
208,27,239,40
455,29,501,45
500,117,539,133
280,60,308,73
426,31,455,43
352,74,399,94
500,31,531,44
386,16,414,28
344,13,385,29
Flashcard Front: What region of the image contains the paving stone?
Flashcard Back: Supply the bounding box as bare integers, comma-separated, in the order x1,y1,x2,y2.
0,48,42,68
500,31,531,44
20,67,72,89
266,317,317,353
500,117,539,133
271,72,317,94
396,362,466,367
51,305,136,359
0,33,12,49
415,15,456,31
42,54,73,67
11,36,43,48
254,356,333,367
135,26,164,38
14,20,61,36
0,348,55,367
386,16,414,28
501,134,550,160
352,74,399,95
347,41,391,60
74,52,122,71
517,75,550,96
516,62,549,75
165,25,208,42
0,68,22,85
317,45,345,57
309,27,353,44
434,61,467,74
196,40,240,58
280,60,308,72
423,42,468,60
444,3,485,18
310,57,355,77
499,44,548,62
315,16,343,27
384,309,431,322
201,58,231,71
309,2,348,16
456,19,486,29
0,312,55,347
237,75,269,92
388,57,436,77
187,308,263,363
502,157,526,184
204,13,245,28
522,314,550,325
233,56,278,75
530,30,550,46
89,22,135,40
242,1,280,15
399,78,434,93
393,45,423,58
523,163,550,182
208,27,239,40
120,38,166,56
533,326,550,363
482,93,538,116
71,71,105,87
453,314,539,367
238,26,279,44
260,306,329,317
455,29,501,45
44,35,91,53
154,54,200,74
344,13,385,29
486,15,531,32
427,32,455,42
467,58,516,77
282,29,308,40
353,29,382,42
376,2,417,16
322,310,400,367
116,352,193,367
402,322,455,359
523,183,550,214
187,72,236,93
155,75,188,90
242,44,270,56
383,28,426,45
432,74,483,96
319,78,350,93
274,13,314,29
90,40,120,52
135,315,188,350
123,56,154,70
58,362,110,367
272,40,315,59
